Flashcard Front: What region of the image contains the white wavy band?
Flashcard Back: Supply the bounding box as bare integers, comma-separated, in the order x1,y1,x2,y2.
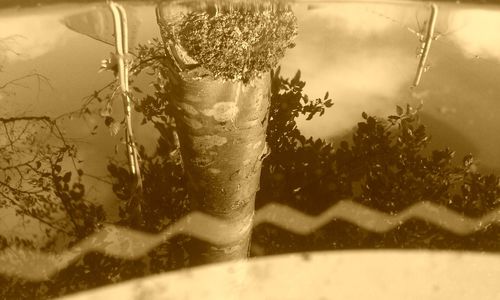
1,199,499,281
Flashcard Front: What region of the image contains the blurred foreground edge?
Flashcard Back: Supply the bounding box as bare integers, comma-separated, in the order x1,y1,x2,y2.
4,0,500,10
58,250,500,300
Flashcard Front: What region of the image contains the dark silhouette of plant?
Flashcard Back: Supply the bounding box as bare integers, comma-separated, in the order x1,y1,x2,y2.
258,70,499,217
258,67,338,214
101,38,189,233
0,110,105,251
0,69,110,299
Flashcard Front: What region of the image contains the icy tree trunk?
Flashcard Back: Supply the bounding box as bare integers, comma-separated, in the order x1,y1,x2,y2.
170,72,271,265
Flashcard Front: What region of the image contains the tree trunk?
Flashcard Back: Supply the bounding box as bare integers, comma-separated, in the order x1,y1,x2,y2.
169,71,271,265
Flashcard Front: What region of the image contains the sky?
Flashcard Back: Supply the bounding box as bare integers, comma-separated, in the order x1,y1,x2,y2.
280,3,419,138
279,2,500,173
449,7,500,61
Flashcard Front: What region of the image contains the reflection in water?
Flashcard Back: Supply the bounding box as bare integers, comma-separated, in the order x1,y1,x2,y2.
0,12,66,63
412,3,438,87
282,3,419,138
1,199,499,281
0,1,500,299
449,8,500,61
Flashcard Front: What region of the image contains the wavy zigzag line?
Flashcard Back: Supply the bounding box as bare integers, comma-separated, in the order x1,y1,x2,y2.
0,199,499,281
254,200,500,235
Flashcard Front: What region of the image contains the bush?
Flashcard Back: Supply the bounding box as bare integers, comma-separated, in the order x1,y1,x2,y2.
170,4,297,82
259,69,500,217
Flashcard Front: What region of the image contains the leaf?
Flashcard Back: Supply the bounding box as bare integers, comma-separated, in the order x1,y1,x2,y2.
104,116,114,126
36,161,42,169
91,125,98,135
396,105,404,116
324,91,329,100
77,169,84,176
109,122,121,136
107,164,117,175
362,112,368,119
291,70,301,85
63,171,72,183
70,183,85,200
132,86,142,93
272,66,281,80
54,165,62,173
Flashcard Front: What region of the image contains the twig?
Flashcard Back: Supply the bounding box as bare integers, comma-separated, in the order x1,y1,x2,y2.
130,55,167,73
0,153,39,171
0,116,52,123
2,122,14,150
0,180,43,195
80,80,116,110
6,119,31,147
0,72,52,91
49,159,82,236
0,190,72,235
83,172,113,185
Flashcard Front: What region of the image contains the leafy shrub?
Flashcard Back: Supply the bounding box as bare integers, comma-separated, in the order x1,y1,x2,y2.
260,69,500,217
170,4,297,82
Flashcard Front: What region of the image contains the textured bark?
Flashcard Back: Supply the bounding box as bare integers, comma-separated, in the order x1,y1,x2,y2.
170,71,271,265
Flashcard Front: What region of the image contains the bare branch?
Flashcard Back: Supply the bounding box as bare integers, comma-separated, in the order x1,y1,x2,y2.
0,190,71,235
0,72,52,91
0,116,52,123
2,122,14,150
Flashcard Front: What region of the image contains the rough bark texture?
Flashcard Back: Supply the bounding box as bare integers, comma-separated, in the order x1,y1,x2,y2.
170,71,271,265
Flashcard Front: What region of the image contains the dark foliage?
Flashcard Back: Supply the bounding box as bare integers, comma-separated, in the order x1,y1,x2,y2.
258,70,499,217
108,38,189,232
0,116,105,250
252,221,500,257
259,67,338,214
